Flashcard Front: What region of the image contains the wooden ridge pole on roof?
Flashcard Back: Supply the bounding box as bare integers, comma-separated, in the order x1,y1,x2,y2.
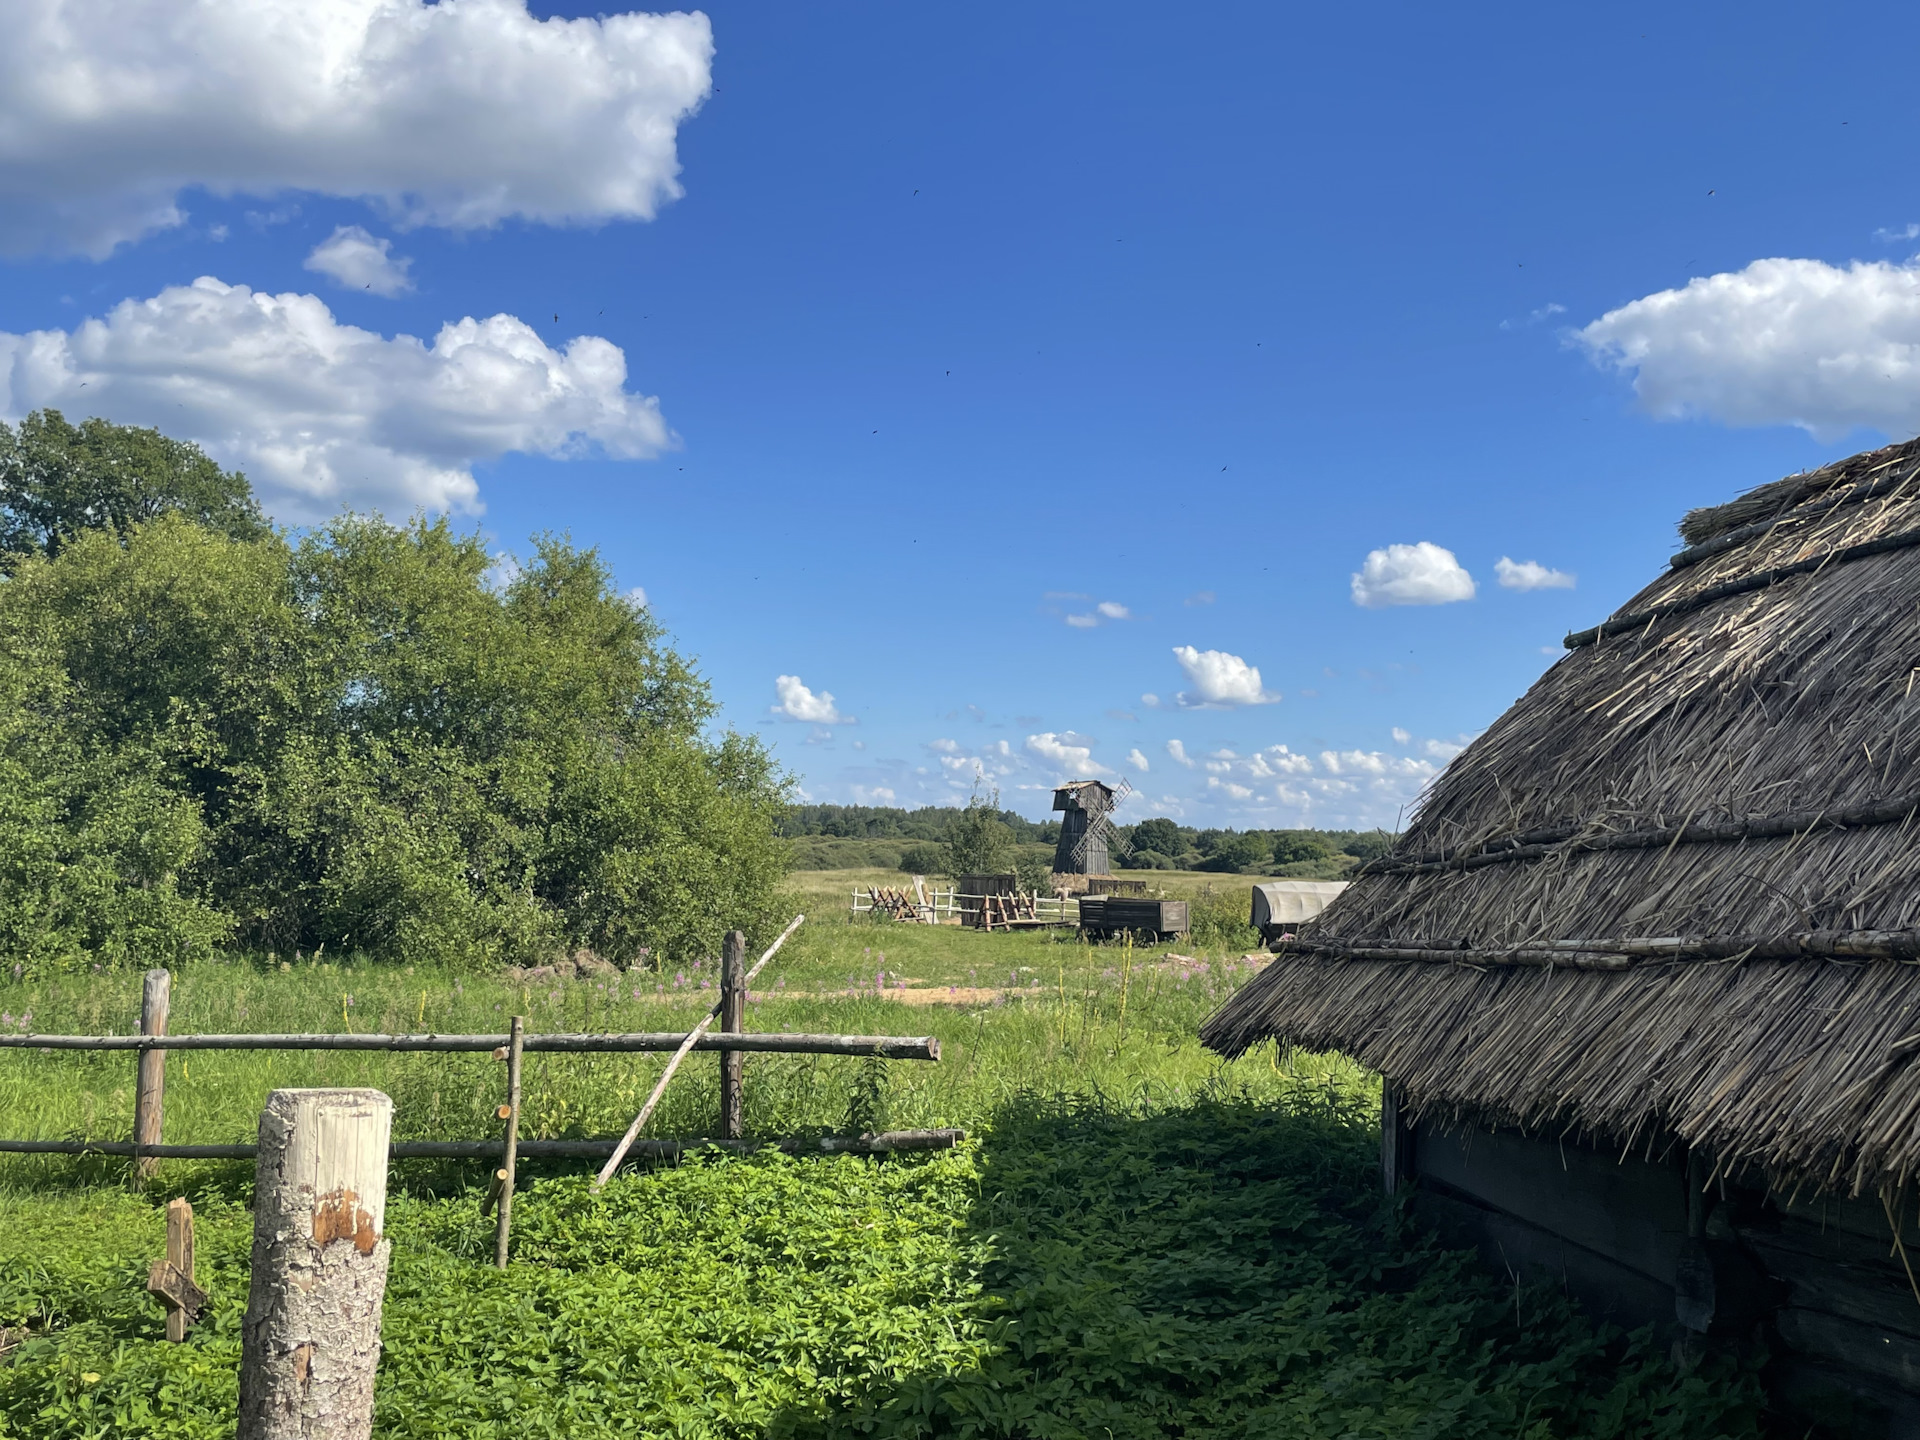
593,914,804,1188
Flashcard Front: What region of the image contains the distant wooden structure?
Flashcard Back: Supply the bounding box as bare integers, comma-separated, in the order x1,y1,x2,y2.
1080,896,1188,940
1051,780,1116,875
956,873,1016,929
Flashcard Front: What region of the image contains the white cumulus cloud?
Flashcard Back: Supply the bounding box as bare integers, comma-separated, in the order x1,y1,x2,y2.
0,276,670,520
1065,598,1130,628
0,0,713,257
1350,542,1476,608
1126,748,1150,771
1494,556,1576,591
1026,732,1107,776
305,226,413,296
1166,739,1195,768
1206,777,1255,801
1575,257,1920,440
626,585,649,608
772,675,852,726
1319,749,1437,779
1170,646,1280,707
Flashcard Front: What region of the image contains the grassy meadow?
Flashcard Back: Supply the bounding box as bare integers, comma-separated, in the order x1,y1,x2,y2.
0,870,1763,1437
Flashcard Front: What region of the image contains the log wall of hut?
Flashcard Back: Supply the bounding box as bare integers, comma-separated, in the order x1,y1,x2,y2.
1390,1102,1920,1438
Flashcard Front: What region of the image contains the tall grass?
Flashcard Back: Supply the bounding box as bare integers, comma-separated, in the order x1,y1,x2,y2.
0,908,1308,1196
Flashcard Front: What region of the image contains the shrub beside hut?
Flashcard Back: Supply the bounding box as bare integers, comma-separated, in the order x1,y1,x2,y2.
1202,438,1920,1437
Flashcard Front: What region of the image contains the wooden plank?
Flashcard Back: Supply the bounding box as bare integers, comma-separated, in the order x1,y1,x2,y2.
1769,1351,1920,1435
1381,1081,1414,1196
1412,1184,1676,1332
1777,1305,1920,1394
1739,1220,1920,1338
145,1197,204,1342
1413,1122,1688,1288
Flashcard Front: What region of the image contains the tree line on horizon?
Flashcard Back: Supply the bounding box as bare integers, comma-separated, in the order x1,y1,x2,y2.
0,411,788,973
782,801,1393,879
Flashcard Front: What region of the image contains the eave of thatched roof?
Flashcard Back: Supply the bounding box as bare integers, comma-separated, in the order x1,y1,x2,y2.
1202,435,1920,1197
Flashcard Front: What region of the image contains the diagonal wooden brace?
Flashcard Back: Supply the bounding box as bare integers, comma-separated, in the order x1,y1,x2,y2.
146,1196,204,1340
146,1260,207,1330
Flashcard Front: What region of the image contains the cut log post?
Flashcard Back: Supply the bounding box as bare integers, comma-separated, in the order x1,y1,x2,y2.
494,1017,523,1268
134,968,170,1180
238,1089,393,1440
146,1197,205,1341
719,931,745,1140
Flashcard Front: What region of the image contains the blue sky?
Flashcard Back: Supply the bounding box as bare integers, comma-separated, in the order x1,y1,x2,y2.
4,0,1918,827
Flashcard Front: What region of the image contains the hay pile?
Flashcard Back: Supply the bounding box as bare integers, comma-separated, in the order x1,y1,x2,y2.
1202,437,1920,1196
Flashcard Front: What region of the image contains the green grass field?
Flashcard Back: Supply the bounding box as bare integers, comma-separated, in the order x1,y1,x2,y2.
0,871,1763,1437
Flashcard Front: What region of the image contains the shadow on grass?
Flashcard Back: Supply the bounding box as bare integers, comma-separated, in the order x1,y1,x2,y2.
764,1086,1765,1440
0,1086,1765,1439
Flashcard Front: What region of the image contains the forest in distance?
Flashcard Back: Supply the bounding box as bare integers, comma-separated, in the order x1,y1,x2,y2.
781,801,1392,879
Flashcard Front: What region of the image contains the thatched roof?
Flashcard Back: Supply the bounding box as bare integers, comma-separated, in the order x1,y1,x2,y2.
1202,437,1920,1197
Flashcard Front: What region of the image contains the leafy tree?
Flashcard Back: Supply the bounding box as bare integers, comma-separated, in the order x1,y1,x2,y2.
945,787,1016,876
1271,830,1337,866
0,410,266,567
1340,829,1395,860
0,510,787,971
1130,816,1183,857
1199,832,1271,873
897,843,946,875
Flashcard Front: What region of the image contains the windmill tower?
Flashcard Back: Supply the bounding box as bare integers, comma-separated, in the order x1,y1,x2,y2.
1051,779,1132,877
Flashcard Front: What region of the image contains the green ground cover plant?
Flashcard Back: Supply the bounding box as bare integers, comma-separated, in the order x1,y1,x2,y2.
0,875,1763,1437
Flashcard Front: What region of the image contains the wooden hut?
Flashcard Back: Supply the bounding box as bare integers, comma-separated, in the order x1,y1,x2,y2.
1201,438,1920,1437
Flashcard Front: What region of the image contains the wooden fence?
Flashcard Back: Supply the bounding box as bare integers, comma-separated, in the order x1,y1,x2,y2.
0,928,952,1265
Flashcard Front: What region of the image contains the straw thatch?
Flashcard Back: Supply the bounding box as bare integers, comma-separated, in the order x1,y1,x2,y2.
1202,436,1920,1198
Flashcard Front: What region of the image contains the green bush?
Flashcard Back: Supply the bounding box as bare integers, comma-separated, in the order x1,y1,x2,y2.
1199,833,1271,874
0,1093,1763,1440
897,843,946,875
1342,829,1395,860
0,424,788,971
1271,829,1338,866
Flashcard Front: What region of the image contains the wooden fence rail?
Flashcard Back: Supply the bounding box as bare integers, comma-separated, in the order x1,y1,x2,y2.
0,918,962,1269
0,1030,940,1057
0,1129,964,1160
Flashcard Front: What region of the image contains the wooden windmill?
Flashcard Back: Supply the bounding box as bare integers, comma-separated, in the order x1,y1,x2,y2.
1051,779,1133,876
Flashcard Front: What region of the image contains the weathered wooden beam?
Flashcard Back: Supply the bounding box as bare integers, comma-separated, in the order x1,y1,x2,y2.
493,1018,523,1269
238,1089,393,1440
594,914,807,1187
0,1029,938,1059
134,969,169,1180
146,1196,204,1342
0,1128,966,1160
719,931,745,1141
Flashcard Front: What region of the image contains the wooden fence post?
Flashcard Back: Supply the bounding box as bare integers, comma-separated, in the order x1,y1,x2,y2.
494,1016,523,1268
134,969,170,1180
719,930,746,1140
239,1089,393,1440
